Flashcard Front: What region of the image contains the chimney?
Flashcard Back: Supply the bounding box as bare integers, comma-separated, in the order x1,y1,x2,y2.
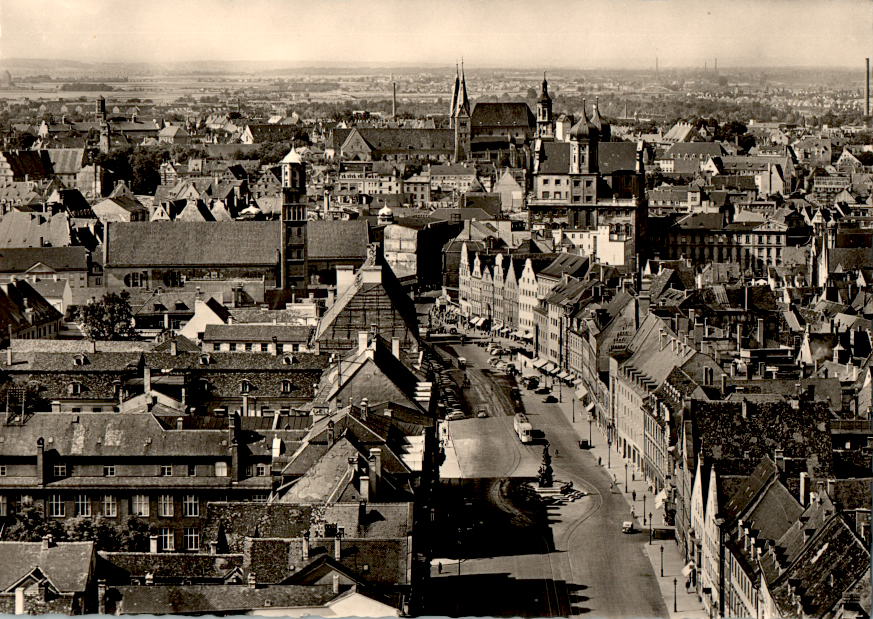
247,573,257,589
149,535,159,554
145,572,154,585
36,438,45,486
720,373,728,395
741,400,749,420
175,417,184,430
14,587,25,615
334,535,342,561
369,448,382,494
391,336,402,359
757,318,765,348
826,478,835,497
736,324,742,352
6,348,11,366
170,339,178,356
799,472,809,505
774,448,785,472
336,265,355,297
302,533,310,560
41,534,55,550
98,580,107,614
360,398,369,420
143,366,152,394
864,58,870,117
208,541,218,555
358,331,369,354
332,572,340,594
359,474,370,501
271,335,278,356
229,412,241,482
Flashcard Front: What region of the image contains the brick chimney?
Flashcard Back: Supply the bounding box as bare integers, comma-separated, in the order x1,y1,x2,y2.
333,534,342,561
247,573,257,589
302,532,310,560
97,580,107,614
170,339,178,356
41,534,55,550
391,337,401,359
143,366,152,394
36,438,45,486
358,331,369,354
368,448,382,496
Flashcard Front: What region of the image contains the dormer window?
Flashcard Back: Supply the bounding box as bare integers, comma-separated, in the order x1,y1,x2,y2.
281,380,293,394
282,355,296,365
240,380,253,394
68,382,84,395
199,354,211,366
73,354,86,366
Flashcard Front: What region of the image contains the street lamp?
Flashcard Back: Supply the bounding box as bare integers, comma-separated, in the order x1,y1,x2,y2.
571,395,575,423
643,495,647,523
588,414,593,446
660,545,664,577
649,512,653,539
607,437,612,469
673,578,678,612
624,463,628,492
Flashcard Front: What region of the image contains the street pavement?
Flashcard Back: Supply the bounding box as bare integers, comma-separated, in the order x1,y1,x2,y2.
432,338,694,617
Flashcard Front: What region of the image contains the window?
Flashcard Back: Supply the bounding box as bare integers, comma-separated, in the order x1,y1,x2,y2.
215,462,228,477
75,494,91,517
183,495,199,517
0,465,5,476
68,382,83,395
244,343,253,352
102,495,117,517
187,464,196,477
240,381,252,394
260,343,269,352
103,465,115,477
255,464,267,477
49,495,65,517
229,343,237,352
252,494,268,503
132,495,149,517
53,464,67,478
160,465,173,477
0,495,6,517
158,495,174,517
159,528,174,551
212,343,221,351
184,528,200,551
281,380,292,394
541,191,550,199
542,178,550,185
275,344,284,354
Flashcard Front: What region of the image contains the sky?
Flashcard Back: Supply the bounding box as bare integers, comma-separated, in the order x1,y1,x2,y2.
1,0,871,69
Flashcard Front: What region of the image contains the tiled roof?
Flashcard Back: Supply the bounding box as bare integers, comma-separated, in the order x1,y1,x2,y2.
0,279,64,335
0,211,72,248
351,128,454,155
114,583,337,614
539,253,589,279
665,142,725,158
599,142,638,174
0,541,95,592
98,552,244,583
306,220,369,260
203,324,313,343
44,148,85,175
105,221,280,267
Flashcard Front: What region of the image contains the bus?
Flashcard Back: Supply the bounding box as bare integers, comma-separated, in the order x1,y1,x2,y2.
513,413,533,444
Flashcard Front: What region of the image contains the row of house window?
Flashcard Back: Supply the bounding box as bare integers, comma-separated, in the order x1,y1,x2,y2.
47,463,228,479
44,494,201,518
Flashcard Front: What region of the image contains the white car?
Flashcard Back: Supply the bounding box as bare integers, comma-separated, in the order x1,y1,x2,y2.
446,411,465,421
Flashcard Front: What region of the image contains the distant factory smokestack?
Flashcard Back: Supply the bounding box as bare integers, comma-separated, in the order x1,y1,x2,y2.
714,57,718,74
866,58,870,117
392,79,397,119
655,56,659,74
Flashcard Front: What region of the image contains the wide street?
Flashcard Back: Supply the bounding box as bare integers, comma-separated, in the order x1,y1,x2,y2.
432,340,670,618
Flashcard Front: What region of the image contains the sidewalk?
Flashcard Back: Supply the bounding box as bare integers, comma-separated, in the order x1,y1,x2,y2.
548,381,706,619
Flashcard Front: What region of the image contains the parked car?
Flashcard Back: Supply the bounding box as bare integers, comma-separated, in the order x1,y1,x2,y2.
446,411,465,421
542,394,557,403
622,521,635,534
476,409,488,418
535,387,551,395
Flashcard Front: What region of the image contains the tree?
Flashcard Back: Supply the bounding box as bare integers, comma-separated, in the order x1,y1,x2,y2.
4,506,65,542
538,445,554,488
79,292,139,341
857,152,873,166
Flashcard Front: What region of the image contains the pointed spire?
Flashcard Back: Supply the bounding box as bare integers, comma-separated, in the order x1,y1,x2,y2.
450,63,460,119
457,58,470,117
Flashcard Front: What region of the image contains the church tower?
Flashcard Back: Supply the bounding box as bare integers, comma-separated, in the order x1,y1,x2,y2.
590,97,611,142
536,73,554,139
453,62,471,163
449,65,460,130
568,99,599,174
280,150,308,293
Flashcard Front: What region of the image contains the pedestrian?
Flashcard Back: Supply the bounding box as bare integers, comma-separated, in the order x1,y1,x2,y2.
598,456,602,466
632,490,637,502
437,562,442,574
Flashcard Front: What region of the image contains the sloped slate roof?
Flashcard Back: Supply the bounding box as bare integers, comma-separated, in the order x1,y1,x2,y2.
44,148,85,175
114,584,337,614
0,246,88,272
598,142,638,174
203,324,313,343
537,141,571,174
306,220,369,260
0,541,95,592
471,102,535,129
105,221,280,266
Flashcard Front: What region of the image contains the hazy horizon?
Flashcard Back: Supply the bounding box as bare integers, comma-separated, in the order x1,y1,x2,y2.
1,0,871,71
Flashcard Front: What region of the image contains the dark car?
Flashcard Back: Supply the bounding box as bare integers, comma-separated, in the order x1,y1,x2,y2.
535,387,551,395
542,395,558,403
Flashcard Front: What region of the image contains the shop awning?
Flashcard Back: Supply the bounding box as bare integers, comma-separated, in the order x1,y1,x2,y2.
532,358,549,369
655,489,668,509
575,386,589,400
681,562,695,577
585,402,596,412
557,371,571,380
543,362,559,374
519,330,533,340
